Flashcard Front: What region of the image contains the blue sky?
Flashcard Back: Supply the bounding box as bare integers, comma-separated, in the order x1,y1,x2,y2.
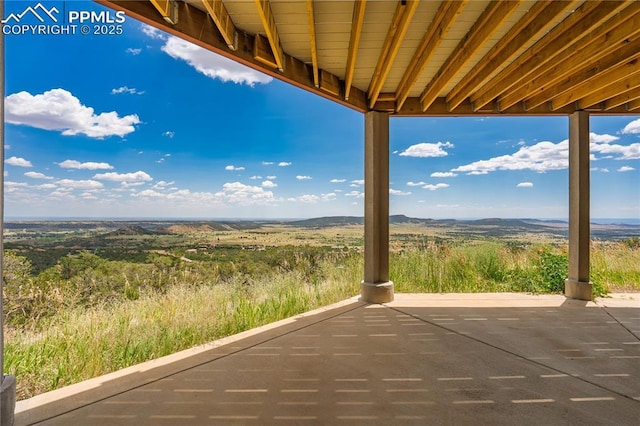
3,1,639,220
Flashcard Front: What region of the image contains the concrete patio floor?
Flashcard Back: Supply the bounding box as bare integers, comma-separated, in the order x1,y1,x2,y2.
15,293,640,425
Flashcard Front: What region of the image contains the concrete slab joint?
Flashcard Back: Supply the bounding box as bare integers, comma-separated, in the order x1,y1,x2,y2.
361,280,394,303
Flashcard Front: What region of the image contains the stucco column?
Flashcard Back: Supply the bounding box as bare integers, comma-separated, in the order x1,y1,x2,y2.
361,111,394,303
565,111,593,301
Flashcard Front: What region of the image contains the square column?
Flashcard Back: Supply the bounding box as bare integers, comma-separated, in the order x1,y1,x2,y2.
361,111,394,303
565,111,593,301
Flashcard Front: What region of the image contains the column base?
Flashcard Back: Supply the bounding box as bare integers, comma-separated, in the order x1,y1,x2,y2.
565,279,593,301
2,375,17,426
360,281,394,303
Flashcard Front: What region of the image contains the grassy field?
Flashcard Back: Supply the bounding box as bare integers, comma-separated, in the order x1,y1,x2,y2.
3,220,639,399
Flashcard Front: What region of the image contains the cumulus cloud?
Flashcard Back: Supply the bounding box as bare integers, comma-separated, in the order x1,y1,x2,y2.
24,172,53,180
330,178,346,183
390,189,411,195
590,132,619,144
163,131,175,138
351,179,364,186
266,175,276,180
225,165,245,171
5,89,140,138
215,182,275,205
261,180,277,188
423,183,449,191
59,160,113,170
141,24,165,40
621,118,640,134
111,86,143,95
56,179,104,189
431,172,457,178
322,192,337,201
93,171,153,182
250,175,263,180
517,182,534,188
161,36,273,86
618,166,635,172
406,181,426,187
399,142,453,158
298,194,319,203
126,47,142,55
262,161,274,165
345,190,364,198
278,162,292,167
5,156,32,167
296,175,312,180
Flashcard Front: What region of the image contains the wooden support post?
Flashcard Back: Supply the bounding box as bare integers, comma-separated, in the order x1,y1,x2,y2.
565,111,593,301
362,111,393,303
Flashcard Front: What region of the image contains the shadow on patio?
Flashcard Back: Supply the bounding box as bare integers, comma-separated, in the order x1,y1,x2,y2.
15,293,640,425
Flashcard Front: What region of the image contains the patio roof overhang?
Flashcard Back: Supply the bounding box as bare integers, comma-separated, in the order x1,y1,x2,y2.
98,0,640,117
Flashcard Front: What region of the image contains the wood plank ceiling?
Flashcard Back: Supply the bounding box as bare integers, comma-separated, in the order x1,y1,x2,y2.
98,0,640,116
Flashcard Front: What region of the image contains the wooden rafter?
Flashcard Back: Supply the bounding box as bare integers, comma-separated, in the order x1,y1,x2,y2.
368,0,419,109
527,38,640,111
420,0,520,112
549,38,640,108
395,0,465,112
471,1,625,111
627,97,640,112
255,0,285,71
306,0,319,88
202,0,237,51
576,70,640,110
150,0,177,24
344,0,366,101
500,2,640,111
604,86,640,111
446,0,575,111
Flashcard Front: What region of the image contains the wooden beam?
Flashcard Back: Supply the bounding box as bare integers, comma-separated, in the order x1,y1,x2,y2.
96,0,369,112
579,72,640,109
395,0,465,112
471,1,625,111
306,0,319,88
368,0,419,109
604,86,640,111
255,0,285,71
524,37,640,111
202,0,238,51
420,0,520,111
549,43,640,110
320,69,340,97
446,0,576,111
344,0,366,101
627,98,640,111
150,0,177,24
501,2,640,111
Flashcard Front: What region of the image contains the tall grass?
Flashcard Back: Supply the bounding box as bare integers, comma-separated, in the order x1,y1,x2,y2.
5,240,639,399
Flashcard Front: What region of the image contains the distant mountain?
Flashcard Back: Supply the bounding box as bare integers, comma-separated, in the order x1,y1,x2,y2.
288,216,363,227
105,226,160,236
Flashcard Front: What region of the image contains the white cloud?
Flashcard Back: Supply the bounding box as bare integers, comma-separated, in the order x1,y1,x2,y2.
406,181,426,187
351,179,364,186
296,175,312,180
163,131,175,138
262,161,274,165
298,194,319,203
152,180,175,189
59,160,113,170
590,132,618,144
5,156,32,167
430,172,457,178
215,182,275,205
330,178,346,183
161,36,272,86
56,179,104,190
322,192,337,201
141,24,166,40
621,118,640,134
266,175,276,180
111,86,143,95
278,162,292,167
250,175,263,180
423,183,449,191
618,166,635,172
5,88,140,138
517,182,534,188
24,171,53,180
93,171,152,182
225,165,245,171
390,189,411,195
399,142,453,158
345,190,364,198
590,141,640,160
126,47,142,55
261,180,277,188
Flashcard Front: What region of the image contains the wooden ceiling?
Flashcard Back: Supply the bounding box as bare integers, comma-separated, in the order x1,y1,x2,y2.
98,0,640,116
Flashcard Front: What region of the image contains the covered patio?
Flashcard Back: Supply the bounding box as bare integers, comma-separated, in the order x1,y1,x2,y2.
14,293,640,424
3,0,640,423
